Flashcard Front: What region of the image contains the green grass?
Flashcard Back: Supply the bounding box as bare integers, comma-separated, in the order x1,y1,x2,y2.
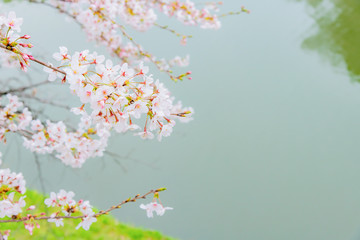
0,190,175,240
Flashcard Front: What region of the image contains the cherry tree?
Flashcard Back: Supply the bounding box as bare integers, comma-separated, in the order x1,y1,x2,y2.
0,1,248,239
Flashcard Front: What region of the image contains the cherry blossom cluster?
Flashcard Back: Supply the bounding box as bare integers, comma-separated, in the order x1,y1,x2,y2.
0,11,33,71
0,168,26,239
0,94,110,168
44,190,97,230
0,168,26,219
47,47,193,141
42,0,230,80
158,0,221,29
23,114,110,168
0,167,97,236
48,0,222,31
0,94,32,141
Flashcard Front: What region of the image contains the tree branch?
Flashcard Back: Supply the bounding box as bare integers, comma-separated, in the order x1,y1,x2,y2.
0,189,160,223
0,44,66,75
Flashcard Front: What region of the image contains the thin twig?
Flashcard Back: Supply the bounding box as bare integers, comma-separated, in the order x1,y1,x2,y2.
20,93,71,110
0,80,50,96
33,153,46,193
154,23,192,39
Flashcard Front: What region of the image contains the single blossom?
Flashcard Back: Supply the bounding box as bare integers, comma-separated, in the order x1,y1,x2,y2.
48,213,64,227
3,11,23,32
76,215,97,230
140,201,173,218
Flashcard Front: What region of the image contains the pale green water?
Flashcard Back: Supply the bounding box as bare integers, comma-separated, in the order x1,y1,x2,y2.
2,1,360,240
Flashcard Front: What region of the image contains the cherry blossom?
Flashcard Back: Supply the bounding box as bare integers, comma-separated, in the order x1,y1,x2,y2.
76,214,97,230
48,213,64,227
1,11,23,32
140,201,173,218
44,192,58,208
0,168,26,194
24,222,40,235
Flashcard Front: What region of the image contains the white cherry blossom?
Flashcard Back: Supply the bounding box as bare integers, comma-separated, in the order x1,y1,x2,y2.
140,201,173,218
76,215,97,231
48,213,64,227
3,11,23,32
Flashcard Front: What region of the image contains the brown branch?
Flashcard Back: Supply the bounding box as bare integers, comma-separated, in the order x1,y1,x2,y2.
19,93,71,110
0,189,161,223
0,44,66,75
30,57,66,75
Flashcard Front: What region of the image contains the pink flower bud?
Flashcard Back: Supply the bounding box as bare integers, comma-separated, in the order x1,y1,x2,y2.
20,62,26,71
22,35,31,39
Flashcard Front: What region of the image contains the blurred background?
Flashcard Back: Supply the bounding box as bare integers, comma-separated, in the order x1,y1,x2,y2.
3,0,360,239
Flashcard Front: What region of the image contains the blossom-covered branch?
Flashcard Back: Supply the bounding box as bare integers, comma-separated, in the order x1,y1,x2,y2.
0,167,171,237
0,37,66,75
28,0,247,82
0,10,193,168
0,189,164,224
